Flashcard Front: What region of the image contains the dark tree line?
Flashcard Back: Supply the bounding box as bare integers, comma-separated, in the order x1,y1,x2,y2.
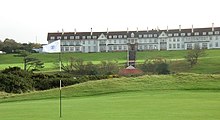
0,38,41,53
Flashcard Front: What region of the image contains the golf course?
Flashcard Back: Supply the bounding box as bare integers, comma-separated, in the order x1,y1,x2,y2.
0,49,220,120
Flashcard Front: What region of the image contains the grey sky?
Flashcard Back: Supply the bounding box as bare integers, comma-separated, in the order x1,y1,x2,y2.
0,0,219,44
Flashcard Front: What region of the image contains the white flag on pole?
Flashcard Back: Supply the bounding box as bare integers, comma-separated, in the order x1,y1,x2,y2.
42,40,61,53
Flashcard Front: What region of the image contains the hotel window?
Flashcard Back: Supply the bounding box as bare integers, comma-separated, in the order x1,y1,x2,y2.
215,31,220,34
93,40,96,44
64,36,68,39
87,36,91,39
70,47,74,51
149,34,153,37
174,33,179,36
118,35,123,38
124,40,127,44
216,36,219,40
143,34,148,38
187,44,192,49
208,32,213,35
123,46,127,50
209,43,212,47
203,32,206,35
113,46,117,50
202,43,208,49
114,40,116,43
154,34,157,37
82,40,85,44
93,46,96,51
124,35,127,38
187,33,191,36
92,36,97,39
173,38,176,42
177,38,180,42
181,33,185,36
82,36,86,39
50,36,55,40
57,36,61,39
109,35,112,39
118,46,122,50
113,35,117,38
65,47,69,51
194,32,199,36
119,40,122,44
168,34,172,37
177,43,180,48
154,39,157,43
216,42,219,47
139,35,142,38
70,36,74,39
173,44,176,48
88,40,90,44
75,36,80,39
169,44,172,49
149,39,152,43
182,44,185,48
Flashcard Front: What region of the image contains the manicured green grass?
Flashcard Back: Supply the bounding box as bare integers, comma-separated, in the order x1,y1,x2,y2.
1,90,220,120
1,74,220,120
0,49,220,73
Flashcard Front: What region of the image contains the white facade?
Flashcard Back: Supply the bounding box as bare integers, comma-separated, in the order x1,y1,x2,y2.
47,26,220,53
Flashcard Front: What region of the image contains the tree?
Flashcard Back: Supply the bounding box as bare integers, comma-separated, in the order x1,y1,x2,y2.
16,50,44,71
185,45,206,67
2,38,21,53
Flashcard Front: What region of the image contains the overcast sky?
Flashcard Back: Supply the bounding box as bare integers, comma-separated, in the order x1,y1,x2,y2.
0,0,220,44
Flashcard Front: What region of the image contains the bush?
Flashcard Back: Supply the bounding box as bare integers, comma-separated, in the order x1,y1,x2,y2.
139,58,170,74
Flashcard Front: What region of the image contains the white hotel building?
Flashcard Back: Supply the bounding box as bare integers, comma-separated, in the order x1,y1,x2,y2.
47,24,220,53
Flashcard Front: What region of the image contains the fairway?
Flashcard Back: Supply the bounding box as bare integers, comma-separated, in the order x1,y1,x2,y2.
0,90,220,120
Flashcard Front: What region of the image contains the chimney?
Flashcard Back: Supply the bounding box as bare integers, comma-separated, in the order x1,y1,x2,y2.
62,29,64,35
127,27,129,33
74,28,76,35
212,23,214,31
157,26,159,31
136,27,138,32
191,25,194,33
147,27,149,32
179,25,181,32
90,28,93,36
167,26,169,32
107,28,109,34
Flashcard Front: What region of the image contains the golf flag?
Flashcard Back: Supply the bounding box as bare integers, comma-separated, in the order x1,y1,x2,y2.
42,40,61,53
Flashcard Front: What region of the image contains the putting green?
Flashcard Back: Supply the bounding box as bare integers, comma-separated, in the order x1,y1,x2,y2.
1,90,220,120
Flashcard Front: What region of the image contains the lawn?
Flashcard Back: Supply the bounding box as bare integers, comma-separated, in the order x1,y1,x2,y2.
1,74,220,120
0,49,220,73
0,90,220,120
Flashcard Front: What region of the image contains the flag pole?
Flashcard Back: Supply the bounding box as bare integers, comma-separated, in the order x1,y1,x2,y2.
59,29,64,118
60,80,62,118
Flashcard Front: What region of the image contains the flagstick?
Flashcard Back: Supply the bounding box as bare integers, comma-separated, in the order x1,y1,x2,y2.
60,80,62,118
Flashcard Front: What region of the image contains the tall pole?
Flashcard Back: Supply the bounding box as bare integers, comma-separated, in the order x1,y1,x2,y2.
60,80,62,118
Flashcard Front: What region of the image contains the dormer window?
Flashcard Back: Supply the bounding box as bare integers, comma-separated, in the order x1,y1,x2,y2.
109,35,112,39
215,31,219,34
194,32,199,36
50,36,55,40
174,33,179,36
131,33,135,38
187,33,191,36
208,32,213,35
143,34,148,38
168,34,172,37
203,32,206,35
57,36,61,40
181,33,185,36
124,35,127,38
118,35,123,38
154,34,157,37
139,35,142,38
70,36,74,39
64,36,68,39
113,35,117,38
87,36,91,39
149,34,153,37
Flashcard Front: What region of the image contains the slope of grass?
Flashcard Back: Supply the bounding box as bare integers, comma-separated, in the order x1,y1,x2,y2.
1,73,220,103
1,74,220,120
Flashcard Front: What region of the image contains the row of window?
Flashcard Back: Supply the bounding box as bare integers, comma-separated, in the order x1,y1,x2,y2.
50,31,220,40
